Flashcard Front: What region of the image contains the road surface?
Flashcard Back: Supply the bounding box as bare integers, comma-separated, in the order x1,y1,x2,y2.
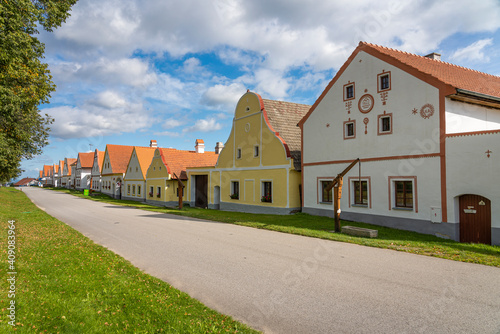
23,187,500,333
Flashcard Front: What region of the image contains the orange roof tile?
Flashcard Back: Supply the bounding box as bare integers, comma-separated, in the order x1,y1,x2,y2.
105,144,135,174
362,42,500,98
39,170,43,178
53,164,59,174
158,148,219,180
14,178,36,186
43,165,52,177
300,41,500,128
77,152,95,168
133,147,157,178
64,158,77,176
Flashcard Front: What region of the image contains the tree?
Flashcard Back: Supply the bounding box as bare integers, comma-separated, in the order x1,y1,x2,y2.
0,0,78,182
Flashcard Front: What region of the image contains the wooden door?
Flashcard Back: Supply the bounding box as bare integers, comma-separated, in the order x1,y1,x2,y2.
195,175,208,208
459,194,491,245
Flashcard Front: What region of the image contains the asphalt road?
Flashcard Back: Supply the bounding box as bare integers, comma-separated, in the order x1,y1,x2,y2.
23,187,500,334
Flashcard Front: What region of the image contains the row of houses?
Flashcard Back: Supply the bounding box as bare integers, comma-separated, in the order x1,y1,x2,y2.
38,42,500,245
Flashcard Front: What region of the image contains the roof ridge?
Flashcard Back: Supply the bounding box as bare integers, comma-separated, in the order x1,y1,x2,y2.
362,41,500,80
262,98,311,107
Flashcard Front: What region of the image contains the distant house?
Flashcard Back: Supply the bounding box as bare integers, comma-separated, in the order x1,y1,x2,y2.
123,141,157,202
187,91,309,213
52,164,60,187
299,42,500,245
42,165,53,187
75,152,95,190
90,149,105,192
62,158,77,189
13,178,36,187
146,141,218,207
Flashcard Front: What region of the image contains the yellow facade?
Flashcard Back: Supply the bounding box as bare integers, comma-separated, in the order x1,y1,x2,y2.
145,149,187,205
187,92,303,213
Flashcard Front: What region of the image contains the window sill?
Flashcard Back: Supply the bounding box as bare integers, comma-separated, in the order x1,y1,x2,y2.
392,207,414,211
319,201,333,205
352,204,369,208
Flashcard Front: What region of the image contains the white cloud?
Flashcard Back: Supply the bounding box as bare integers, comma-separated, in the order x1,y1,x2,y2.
201,83,246,109
183,118,223,133
450,39,493,63
45,91,150,139
163,118,184,129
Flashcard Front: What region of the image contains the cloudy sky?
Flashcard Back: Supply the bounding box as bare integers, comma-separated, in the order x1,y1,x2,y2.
21,0,500,179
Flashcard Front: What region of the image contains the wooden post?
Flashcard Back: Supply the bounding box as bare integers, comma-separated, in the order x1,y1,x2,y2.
178,182,183,209
334,177,343,232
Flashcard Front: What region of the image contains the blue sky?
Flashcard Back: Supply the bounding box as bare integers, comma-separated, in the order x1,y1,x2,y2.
20,0,500,179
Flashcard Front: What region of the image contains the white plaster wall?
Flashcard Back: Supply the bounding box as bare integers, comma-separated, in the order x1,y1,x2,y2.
446,132,500,227
303,51,440,165
446,99,500,134
303,156,442,221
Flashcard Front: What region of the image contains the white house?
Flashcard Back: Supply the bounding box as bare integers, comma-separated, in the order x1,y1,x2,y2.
123,141,157,202
75,152,94,190
299,42,500,245
90,149,104,192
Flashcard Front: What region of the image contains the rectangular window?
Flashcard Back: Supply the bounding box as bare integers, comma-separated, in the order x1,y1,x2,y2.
321,181,333,203
127,185,130,195
149,186,153,197
132,185,135,195
353,180,368,205
378,72,391,92
138,185,141,196
344,120,356,139
378,113,393,135
395,181,413,208
254,145,259,157
157,186,161,198
176,186,185,197
343,82,355,101
230,181,239,199
261,181,272,202
236,148,242,159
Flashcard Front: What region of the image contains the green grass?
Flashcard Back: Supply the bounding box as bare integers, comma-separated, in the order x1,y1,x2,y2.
50,187,500,268
0,188,260,333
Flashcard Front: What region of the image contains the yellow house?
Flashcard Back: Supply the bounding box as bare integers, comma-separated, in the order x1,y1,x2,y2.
145,142,218,207
123,141,157,202
187,91,310,214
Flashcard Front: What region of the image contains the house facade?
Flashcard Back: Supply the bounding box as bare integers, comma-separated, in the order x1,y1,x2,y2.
123,142,157,202
62,158,76,189
75,152,94,190
187,91,309,214
146,142,218,207
90,149,104,192
101,144,135,198
299,42,500,245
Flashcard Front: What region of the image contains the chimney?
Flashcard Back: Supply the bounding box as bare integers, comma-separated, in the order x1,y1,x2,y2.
215,142,224,154
195,139,205,153
424,52,441,61
150,140,157,148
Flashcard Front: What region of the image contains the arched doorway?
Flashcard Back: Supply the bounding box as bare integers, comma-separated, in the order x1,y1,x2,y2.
459,194,491,245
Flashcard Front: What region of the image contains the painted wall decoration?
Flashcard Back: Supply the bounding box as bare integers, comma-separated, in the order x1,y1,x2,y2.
345,101,352,114
379,91,388,105
412,108,418,115
363,117,369,134
420,103,435,119
358,94,374,113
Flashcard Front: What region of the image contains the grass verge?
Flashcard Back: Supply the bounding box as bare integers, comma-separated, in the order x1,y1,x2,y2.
0,187,259,333
50,187,500,268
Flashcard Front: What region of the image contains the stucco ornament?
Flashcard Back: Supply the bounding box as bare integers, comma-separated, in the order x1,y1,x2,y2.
358,94,374,113
420,103,435,119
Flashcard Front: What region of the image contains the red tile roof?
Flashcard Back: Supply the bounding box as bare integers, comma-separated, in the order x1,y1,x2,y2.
105,145,135,174
14,178,35,186
43,165,52,177
64,158,77,176
133,147,157,178
300,41,500,128
158,148,219,180
39,170,43,178
53,164,59,174
77,152,95,169
262,98,310,171
93,150,104,172
362,42,500,98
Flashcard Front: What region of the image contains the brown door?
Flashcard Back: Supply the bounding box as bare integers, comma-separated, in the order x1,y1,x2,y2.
195,175,208,208
459,194,491,244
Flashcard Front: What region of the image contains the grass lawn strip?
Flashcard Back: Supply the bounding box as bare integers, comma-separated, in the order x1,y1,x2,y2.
0,188,259,333
51,188,500,268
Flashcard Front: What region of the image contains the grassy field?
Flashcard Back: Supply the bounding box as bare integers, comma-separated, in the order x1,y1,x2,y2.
0,187,259,333
51,187,500,268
